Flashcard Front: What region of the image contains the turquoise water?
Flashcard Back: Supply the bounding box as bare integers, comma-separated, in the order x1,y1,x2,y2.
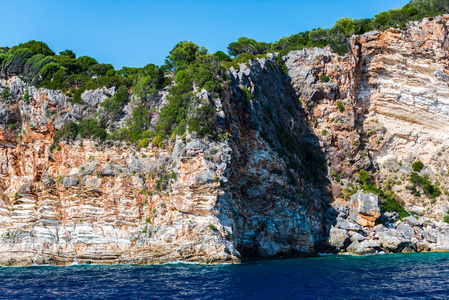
1,253,449,299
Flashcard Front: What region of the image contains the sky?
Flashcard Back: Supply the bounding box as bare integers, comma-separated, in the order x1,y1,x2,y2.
2,0,410,69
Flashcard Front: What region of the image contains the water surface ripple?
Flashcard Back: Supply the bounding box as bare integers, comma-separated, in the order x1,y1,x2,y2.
1,252,449,299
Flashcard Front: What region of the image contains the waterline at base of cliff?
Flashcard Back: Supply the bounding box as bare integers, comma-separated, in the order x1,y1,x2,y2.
1,252,449,299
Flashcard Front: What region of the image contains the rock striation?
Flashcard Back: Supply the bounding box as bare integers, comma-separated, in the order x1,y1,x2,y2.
2,16,449,265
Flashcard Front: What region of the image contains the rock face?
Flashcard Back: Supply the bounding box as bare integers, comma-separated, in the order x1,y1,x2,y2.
349,191,380,227
330,191,449,254
2,16,449,265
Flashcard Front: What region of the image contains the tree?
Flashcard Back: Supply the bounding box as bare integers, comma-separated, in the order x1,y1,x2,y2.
227,37,264,56
10,40,55,56
88,63,114,76
165,41,200,70
213,51,231,61
309,28,328,42
76,56,98,72
59,49,76,59
55,55,79,73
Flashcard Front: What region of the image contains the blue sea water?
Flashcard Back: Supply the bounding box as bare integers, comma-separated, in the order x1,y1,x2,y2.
1,252,449,299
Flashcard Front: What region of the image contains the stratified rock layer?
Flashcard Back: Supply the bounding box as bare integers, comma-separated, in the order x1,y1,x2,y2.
2,15,449,264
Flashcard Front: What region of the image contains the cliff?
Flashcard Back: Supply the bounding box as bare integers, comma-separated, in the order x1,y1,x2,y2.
1,15,449,265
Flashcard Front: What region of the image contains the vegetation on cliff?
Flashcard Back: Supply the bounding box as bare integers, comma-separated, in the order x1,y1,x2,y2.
227,0,449,57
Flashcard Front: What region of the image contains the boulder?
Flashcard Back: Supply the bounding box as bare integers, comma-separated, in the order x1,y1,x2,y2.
347,239,381,255
378,230,410,253
63,177,79,187
384,211,399,220
396,223,414,239
421,228,438,243
337,219,362,231
350,190,381,227
403,216,420,227
328,227,350,250
350,232,365,242
434,232,449,250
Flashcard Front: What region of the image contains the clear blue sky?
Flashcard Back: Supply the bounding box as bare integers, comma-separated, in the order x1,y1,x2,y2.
3,0,410,69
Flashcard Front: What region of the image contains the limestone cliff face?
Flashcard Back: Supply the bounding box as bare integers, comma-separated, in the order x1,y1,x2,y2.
1,15,449,265
0,54,326,265
289,15,449,220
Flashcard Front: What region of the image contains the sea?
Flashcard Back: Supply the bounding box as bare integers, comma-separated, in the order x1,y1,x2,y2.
1,252,449,299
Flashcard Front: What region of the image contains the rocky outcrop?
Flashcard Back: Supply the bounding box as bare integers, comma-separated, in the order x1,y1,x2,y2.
2,15,449,265
0,52,326,265
349,191,380,227
330,190,449,254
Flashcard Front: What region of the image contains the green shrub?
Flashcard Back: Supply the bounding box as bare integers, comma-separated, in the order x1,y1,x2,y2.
412,161,424,172
407,172,440,199
23,90,29,102
1,87,11,100
72,88,84,104
50,119,106,150
336,101,345,112
276,56,288,75
207,224,218,231
320,75,330,82
444,210,449,224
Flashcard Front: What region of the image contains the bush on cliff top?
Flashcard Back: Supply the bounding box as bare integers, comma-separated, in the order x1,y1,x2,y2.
228,0,449,57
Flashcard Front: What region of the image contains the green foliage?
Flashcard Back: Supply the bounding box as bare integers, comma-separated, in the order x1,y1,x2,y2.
233,53,253,64
355,170,370,186
77,56,98,72
133,64,165,98
101,86,128,113
336,101,345,112
213,51,232,61
207,224,218,231
407,172,441,199
77,119,107,141
23,90,29,102
153,42,223,142
110,105,152,143
59,49,76,59
444,209,449,224
51,119,106,150
355,171,409,218
187,105,215,137
1,87,11,101
23,54,59,83
227,37,268,56
72,88,84,104
412,161,424,172
267,0,449,57
320,75,330,82
10,40,55,56
165,41,201,70
276,55,288,75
